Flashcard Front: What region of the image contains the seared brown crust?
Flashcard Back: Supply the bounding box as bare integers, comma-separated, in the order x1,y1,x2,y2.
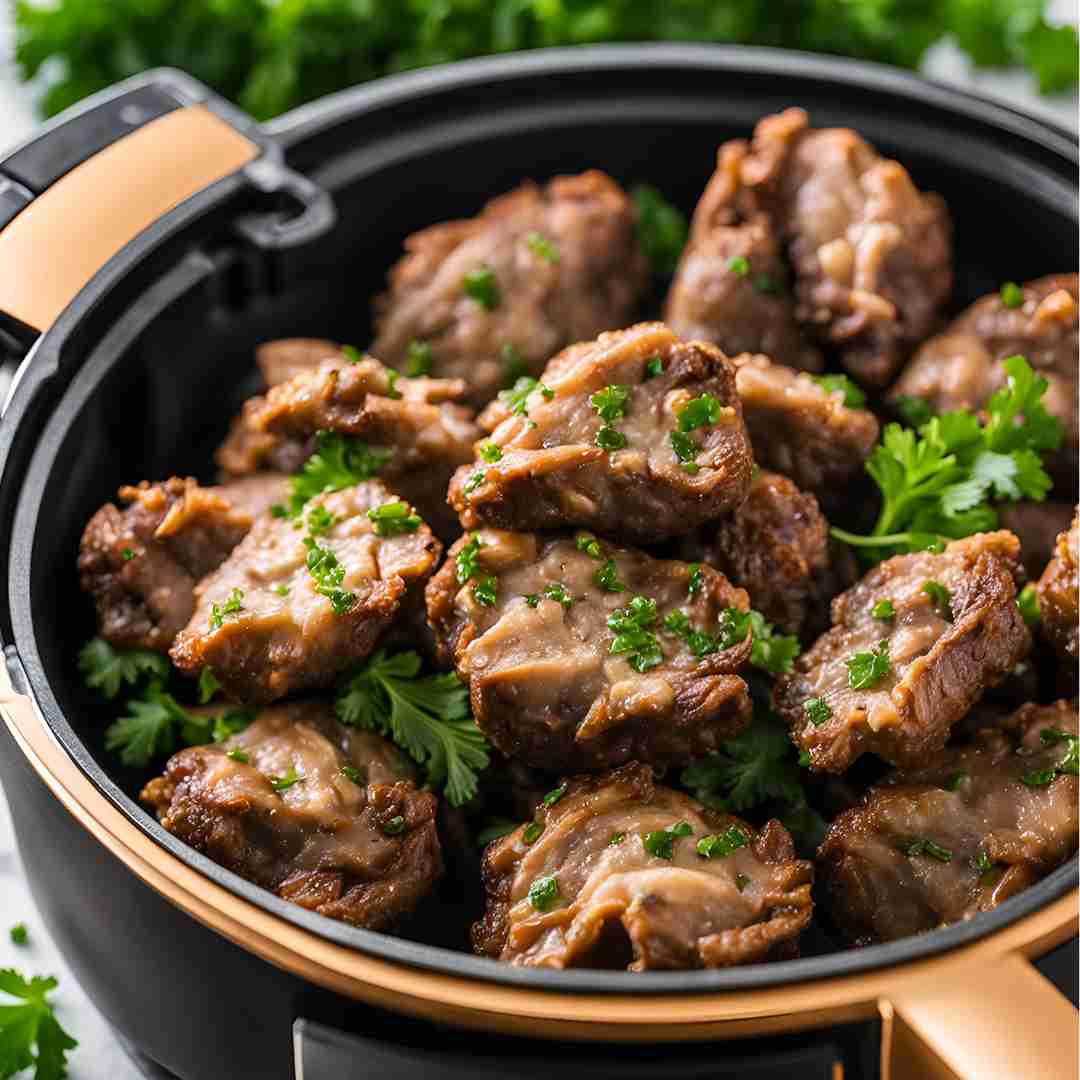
449,323,754,543
472,762,813,969
141,700,441,930
737,108,952,388
774,532,1032,772
256,337,340,386
732,352,879,505
672,469,856,638
1037,509,1079,665
426,530,753,771
817,700,1078,945
371,171,648,407
889,275,1078,482
170,482,441,704
664,140,822,372
216,353,478,539
78,474,288,652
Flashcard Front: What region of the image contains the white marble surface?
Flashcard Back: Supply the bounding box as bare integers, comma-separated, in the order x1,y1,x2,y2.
0,7,1076,1079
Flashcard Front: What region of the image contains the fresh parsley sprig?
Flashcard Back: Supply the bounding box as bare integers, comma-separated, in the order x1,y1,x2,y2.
0,968,78,1080
277,431,391,518
77,638,168,700
335,650,489,806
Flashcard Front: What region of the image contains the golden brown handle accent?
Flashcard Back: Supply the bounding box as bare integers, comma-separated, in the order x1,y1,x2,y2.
0,104,257,333
884,950,1078,1080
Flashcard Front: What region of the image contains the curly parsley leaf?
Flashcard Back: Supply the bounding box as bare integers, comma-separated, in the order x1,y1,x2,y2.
811,373,866,409
748,611,800,675
77,638,168,700
335,650,489,806
283,431,391,518
0,967,78,1080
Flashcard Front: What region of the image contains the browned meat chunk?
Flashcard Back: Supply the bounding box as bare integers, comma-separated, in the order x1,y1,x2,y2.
79,474,288,652
426,530,753,771
449,323,754,543
739,108,952,388
889,275,1078,482
472,762,812,969
170,482,441,704
664,139,822,372
671,469,856,639
732,352,879,504
1037,509,1078,666
256,337,340,386
818,700,1078,945
999,500,1076,580
774,532,1032,772
216,352,478,539
371,172,648,406
141,700,441,929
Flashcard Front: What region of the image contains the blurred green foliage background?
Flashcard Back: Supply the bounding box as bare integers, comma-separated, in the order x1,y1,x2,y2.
14,0,1078,121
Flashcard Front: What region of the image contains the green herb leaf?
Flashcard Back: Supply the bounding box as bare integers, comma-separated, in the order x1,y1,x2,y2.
525,231,559,264
748,610,801,675
590,384,628,423
306,504,336,536
921,579,952,615
78,637,168,700
575,532,602,559
543,582,573,608
592,559,625,593
455,534,484,584
473,575,498,606
542,784,568,807
9,924,28,946
871,599,896,620
811,373,866,409
631,185,687,275
499,376,539,417
677,394,722,432
303,538,355,614
803,698,832,727
608,597,663,672
0,967,78,1080
696,825,748,859
845,640,890,690
523,822,544,844
893,395,935,428
609,831,626,846
726,255,750,276
271,767,303,792
999,281,1023,309
528,874,560,912
943,770,968,791
903,837,953,863
381,815,406,836
687,563,704,597
596,425,627,452
405,339,432,377
717,607,751,650
283,431,390,518
643,821,693,860
226,749,249,764
1017,583,1041,627
209,587,244,630
366,500,422,537
478,442,502,463
644,356,664,380
501,344,529,386
463,265,499,309
197,667,221,704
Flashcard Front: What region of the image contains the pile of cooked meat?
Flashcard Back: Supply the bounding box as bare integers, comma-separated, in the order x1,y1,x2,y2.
78,107,1078,971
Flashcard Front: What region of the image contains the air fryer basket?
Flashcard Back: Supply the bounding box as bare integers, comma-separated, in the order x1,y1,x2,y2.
0,49,1076,1080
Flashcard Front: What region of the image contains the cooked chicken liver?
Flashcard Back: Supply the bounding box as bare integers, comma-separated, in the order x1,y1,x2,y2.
1037,509,1079,666
427,530,752,771
79,474,288,652
672,469,855,639
774,532,1032,772
472,762,813,969
818,700,1078,945
371,172,648,406
170,482,441,704
664,139,822,372
256,337,340,386
141,700,441,929
738,108,952,388
732,352,879,504
448,323,754,543
889,275,1078,482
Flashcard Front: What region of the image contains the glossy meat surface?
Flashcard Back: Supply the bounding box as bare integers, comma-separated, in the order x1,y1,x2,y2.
473,762,813,969
664,139,821,372
818,700,1078,944
775,532,1031,772
141,700,440,929
78,474,288,652
449,323,754,543
256,337,340,386
170,482,441,703
427,530,752,771
371,172,648,406
1037,509,1079,666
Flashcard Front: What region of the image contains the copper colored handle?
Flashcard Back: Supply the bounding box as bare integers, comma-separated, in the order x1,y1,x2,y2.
884,950,1078,1080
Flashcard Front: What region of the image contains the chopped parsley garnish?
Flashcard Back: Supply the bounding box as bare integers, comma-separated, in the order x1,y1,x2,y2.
608,597,662,672
590,384,628,423
463,264,499,309
336,649,489,806
670,429,700,472
831,356,1060,562
893,394,935,428
803,698,832,727
596,425,627,451
306,504,336,536
0,968,78,1078
121,546,135,561
367,500,422,536
748,610,801,675
208,587,244,630
798,749,811,767
499,376,539,416
999,281,1024,308
687,563,704,597
455,534,483,584
78,637,168,699
921,579,952,615
341,344,362,363
463,470,485,496
753,272,781,295
271,767,303,792
404,339,432,377
735,873,751,892
593,559,625,593
341,764,364,784
528,874,560,912
381,815,406,836
384,370,402,400
609,831,626,846
226,749,250,764
973,850,995,873
542,784,568,808
871,599,896,620
643,821,693,860
478,441,502,463
282,431,390,518
274,584,290,597
726,255,750,276
1022,727,1080,785
845,640,890,690
631,184,688,275
523,594,540,608
696,825,748,859
812,373,867,409
943,770,968,791
303,538,356,614
523,822,544,844
544,582,573,608
1017,583,1041,627
664,610,719,658
644,355,664,380
9,924,28,946
717,607,751,650
197,667,221,704
575,532,602,559
525,231,559,263
678,393,722,432
473,575,498,606
501,343,529,385
903,837,953,863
